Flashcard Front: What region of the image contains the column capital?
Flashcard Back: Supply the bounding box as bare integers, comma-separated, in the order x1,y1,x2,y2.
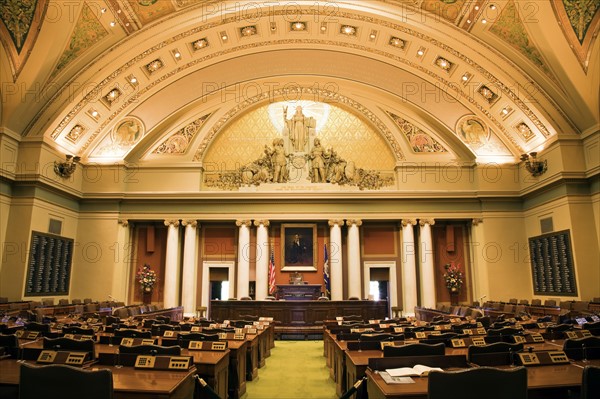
328,219,344,227
164,219,180,227
472,218,483,226
401,219,417,227
253,220,270,227
182,220,199,228
419,218,435,226
346,219,363,227
236,219,252,227
118,219,129,227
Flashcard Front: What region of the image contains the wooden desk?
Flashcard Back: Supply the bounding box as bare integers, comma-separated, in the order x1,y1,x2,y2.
0,360,196,399
366,362,589,399
276,284,322,300
211,300,389,325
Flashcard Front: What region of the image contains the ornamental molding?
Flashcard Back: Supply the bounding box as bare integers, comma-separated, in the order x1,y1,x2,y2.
346,219,363,227
419,218,436,226
164,219,181,227
401,219,417,227
41,7,568,153
235,219,252,227
328,219,345,227
253,220,271,227
182,220,199,228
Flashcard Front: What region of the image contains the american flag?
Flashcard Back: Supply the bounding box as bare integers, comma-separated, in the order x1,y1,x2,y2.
323,244,330,298
268,246,276,295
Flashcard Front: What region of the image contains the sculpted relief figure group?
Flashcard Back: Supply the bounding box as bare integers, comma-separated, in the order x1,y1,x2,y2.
211,106,392,190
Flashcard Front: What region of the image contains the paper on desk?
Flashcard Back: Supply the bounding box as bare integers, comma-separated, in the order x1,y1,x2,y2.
378,371,415,384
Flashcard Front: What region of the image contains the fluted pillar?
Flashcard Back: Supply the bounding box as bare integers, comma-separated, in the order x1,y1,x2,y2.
236,220,252,299
401,219,418,316
111,219,131,302
181,220,199,316
346,219,362,299
328,219,344,301
164,220,181,309
254,220,270,300
419,219,436,308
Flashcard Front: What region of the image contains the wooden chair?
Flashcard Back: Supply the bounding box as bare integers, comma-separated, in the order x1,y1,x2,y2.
118,344,181,355
467,342,523,365
43,337,95,359
62,326,95,336
0,334,19,357
19,363,113,399
563,337,600,360
195,375,220,399
582,365,600,399
428,366,527,399
383,342,445,357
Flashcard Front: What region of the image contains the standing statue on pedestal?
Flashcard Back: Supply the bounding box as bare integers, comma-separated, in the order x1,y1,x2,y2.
284,106,314,152
265,138,289,183
310,138,329,183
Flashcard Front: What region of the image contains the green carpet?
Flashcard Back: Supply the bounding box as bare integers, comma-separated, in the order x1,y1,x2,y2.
245,340,337,399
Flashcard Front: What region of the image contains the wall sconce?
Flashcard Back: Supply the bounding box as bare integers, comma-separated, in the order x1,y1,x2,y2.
520,152,547,177
54,155,81,178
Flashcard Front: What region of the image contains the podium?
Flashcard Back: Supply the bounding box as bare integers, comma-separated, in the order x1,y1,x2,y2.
276,284,321,300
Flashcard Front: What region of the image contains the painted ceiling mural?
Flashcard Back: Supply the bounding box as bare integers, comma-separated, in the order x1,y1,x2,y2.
53,2,108,77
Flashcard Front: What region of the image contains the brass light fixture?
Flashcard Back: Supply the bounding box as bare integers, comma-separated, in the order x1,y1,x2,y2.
54,155,81,178
520,152,547,177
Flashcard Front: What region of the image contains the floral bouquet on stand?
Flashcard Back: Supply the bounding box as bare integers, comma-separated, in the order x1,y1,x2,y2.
443,262,463,293
137,264,157,293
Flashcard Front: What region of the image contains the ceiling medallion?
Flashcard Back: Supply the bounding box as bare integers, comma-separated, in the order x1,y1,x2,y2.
434,56,453,72
65,124,86,144
145,59,164,74
192,38,209,50
389,36,405,49
340,25,357,36
240,26,257,36
290,21,307,31
477,85,499,105
104,88,122,105
515,122,535,142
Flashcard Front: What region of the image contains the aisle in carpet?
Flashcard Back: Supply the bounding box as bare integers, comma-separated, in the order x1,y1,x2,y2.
245,340,337,399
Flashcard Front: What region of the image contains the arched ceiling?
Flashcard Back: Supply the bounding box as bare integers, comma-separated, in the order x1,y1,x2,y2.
1,0,598,168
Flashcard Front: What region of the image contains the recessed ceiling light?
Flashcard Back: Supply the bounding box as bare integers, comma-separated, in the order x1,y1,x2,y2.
482,19,487,24
474,5,479,10
417,49,424,56
101,8,106,13
109,21,116,27
489,4,496,10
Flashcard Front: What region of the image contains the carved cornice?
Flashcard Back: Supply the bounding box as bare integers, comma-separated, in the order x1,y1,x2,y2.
235,219,252,227
253,220,270,227
182,220,199,228
328,219,345,227
346,219,363,227
419,218,435,226
401,219,417,227
472,218,483,226
164,219,180,227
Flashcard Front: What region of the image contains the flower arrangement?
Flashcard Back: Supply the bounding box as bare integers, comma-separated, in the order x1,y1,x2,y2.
443,262,463,292
137,264,157,292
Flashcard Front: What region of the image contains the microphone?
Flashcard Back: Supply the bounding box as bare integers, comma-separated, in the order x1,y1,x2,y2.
582,343,588,363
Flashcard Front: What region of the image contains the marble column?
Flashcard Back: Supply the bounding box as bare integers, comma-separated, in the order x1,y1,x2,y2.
163,220,181,309
181,220,199,317
329,219,344,301
111,219,131,303
236,219,252,299
401,219,418,316
470,218,489,304
346,219,362,299
419,219,436,309
254,220,270,300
